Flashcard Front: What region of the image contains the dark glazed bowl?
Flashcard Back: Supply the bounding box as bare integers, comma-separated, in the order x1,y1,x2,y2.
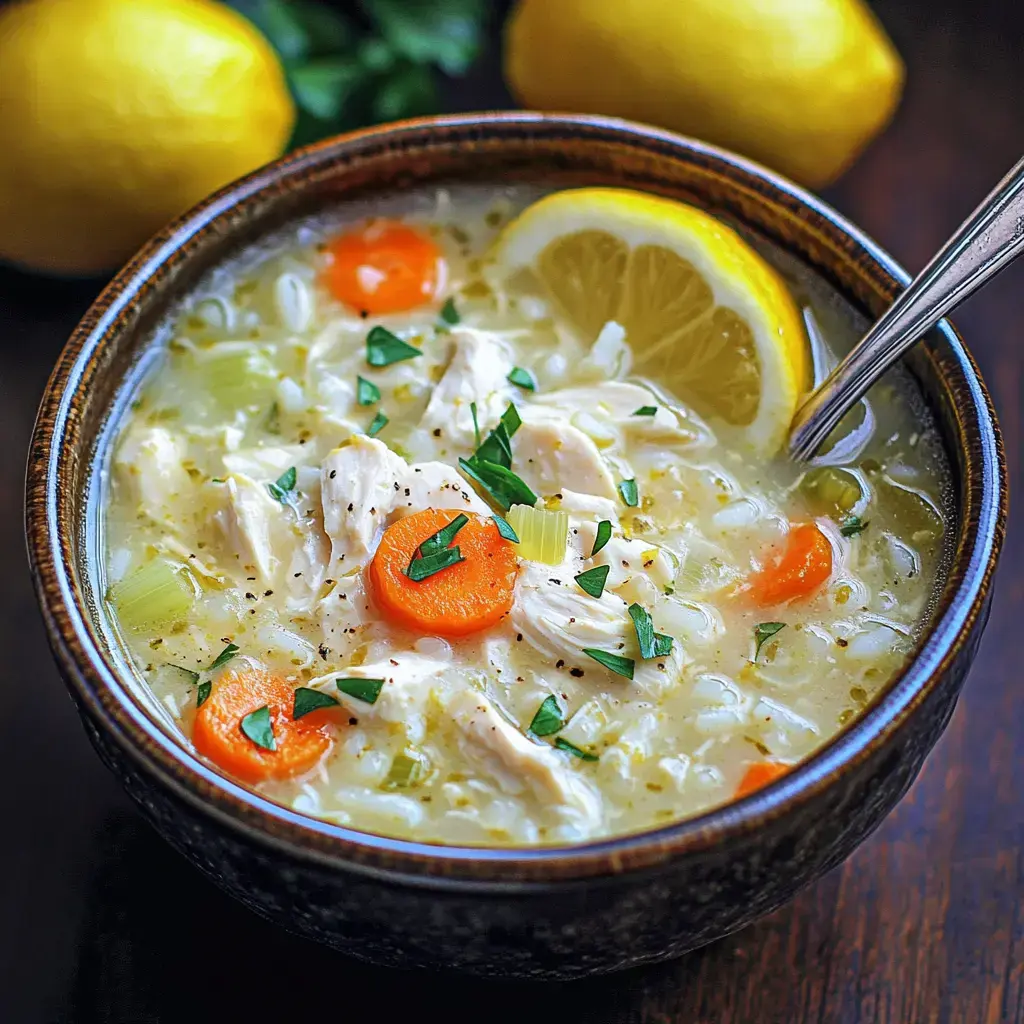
26,113,1006,980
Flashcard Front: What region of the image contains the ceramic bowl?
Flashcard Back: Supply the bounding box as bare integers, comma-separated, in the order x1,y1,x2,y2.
26,114,1006,980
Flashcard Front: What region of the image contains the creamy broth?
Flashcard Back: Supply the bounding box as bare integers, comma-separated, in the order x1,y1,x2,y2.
104,185,948,846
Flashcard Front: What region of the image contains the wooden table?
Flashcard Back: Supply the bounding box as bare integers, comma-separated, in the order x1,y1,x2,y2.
1,1,1020,1020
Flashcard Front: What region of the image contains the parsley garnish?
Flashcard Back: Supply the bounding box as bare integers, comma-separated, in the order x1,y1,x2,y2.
491,513,519,542
840,515,869,537
628,603,673,659
753,622,786,659
458,457,538,512
529,695,564,737
555,737,599,761
357,375,381,406
582,648,635,679
591,520,612,556
575,564,610,599
507,367,536,391
405,546,465,581
618,478,639,507
240,705,276,751
367,410,389,437
293,686,340,719
366,326,421,367
470,400,481,447
632,406,657,416
419,513,468,556
438,297,460,327
267,467,297,503
208,643,240,671
472,402,521,469
196,680,212,708
336,676,385,704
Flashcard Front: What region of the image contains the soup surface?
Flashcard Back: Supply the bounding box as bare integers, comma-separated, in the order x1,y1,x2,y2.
104,185,948,846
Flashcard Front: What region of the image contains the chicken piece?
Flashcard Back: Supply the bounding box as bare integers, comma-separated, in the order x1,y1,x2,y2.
223,444,308,480
446,688,603,835
516,416,618,499
213,473,286,582
114,425,190,519
572,525,676,591
420,328,515,445
399,460,490,517
554,489,621,523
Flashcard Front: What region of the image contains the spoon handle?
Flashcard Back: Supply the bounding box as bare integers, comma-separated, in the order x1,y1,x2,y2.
788,153,1024,460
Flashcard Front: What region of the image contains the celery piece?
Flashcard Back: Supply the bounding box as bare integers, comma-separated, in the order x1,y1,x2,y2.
507,504,569,565
382,749,429,790
108,559,196,633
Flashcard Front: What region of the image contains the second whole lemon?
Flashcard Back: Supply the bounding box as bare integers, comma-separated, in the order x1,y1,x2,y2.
0,0,295,274
504,0,904,190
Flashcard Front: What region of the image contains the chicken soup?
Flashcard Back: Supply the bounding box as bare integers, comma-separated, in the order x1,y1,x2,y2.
104,186,948,846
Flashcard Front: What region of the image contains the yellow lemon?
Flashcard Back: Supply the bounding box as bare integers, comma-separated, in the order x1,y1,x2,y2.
504,0,903,189
0,0,294,274
490,188,809,455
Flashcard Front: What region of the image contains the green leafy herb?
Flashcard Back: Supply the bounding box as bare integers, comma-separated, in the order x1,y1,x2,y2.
653,632,674,657
361,0,486,76
575,564,610,599
507,367,536,392
840,515,869,537
208,643,240,671
196,680,212,708
472,402,522,469
458,458,538,512
753,622,787,659
555,737,599,762
366,326,421,367
267,467,297,503
405,546,465,581
628,603,657,658
265,401,281,434
582,648,635,680
357,375,381,406
367,410,389,437
470,401,481,448
618,479,639,507
491,514,519,542
591,520,612,556
336,676,385,705
438,297,460,327
293,686,340,719
240,705,276,751
528,695,564,737
632,406,658,416
289,56,363,121
419,514,468,556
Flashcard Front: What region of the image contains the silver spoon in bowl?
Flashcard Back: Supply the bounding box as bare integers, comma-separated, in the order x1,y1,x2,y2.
788,154,1024,461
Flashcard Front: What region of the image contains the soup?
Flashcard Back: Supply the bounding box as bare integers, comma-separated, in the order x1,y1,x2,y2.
103,185,948,846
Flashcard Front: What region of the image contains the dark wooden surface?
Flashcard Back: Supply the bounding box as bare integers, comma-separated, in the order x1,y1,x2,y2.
1,1,1021,1021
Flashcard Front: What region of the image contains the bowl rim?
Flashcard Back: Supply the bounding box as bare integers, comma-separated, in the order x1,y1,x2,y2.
26,112,1006,887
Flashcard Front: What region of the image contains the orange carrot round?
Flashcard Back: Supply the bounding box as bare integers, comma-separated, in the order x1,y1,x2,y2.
736,761,789,799
323,219,444,315
368,509,518,638
749,522,833,606
193,665,333,784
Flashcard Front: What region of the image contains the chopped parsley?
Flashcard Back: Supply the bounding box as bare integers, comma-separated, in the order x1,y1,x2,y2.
628,603,673,659
591,520,612,556
405,546,465,581
208,643,240,671
267,466,297,504
293,687,340,719
240,705,275,751
582,647,635,679
507,367,536,391
491,513,520,542
336,676,385,705
840,515,869,537
356,375,381,406
618,478,639,507
366,326,421,367
419,514,469,556
575,564,610,599
196,680,212,708
438,297,460,328
367,410,389,437
458,457,538,512
472,402,522,469
555,737,599,761
470,401,481,447
528,695,564,737
753,621,787,659
632,406,657,416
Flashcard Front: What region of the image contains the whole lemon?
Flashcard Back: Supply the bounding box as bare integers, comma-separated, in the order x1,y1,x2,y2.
504,0,904,189
0,0,295,274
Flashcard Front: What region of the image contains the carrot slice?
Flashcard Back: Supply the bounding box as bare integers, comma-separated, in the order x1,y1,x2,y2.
193,665,333,784
323,219,444,314
736,761,789,799
368,509,518,637
749,522,832,606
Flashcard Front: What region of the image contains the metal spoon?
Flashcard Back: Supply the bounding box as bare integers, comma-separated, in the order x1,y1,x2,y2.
788,154,1024,461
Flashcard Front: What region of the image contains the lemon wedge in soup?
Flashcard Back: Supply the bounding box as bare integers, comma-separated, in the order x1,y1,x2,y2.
489,189,810,455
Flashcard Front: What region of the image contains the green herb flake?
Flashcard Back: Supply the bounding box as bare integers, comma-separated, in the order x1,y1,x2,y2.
438,297,460,327
470,400,481,448
336,676,385,705
555,737,599,762
507,367,536,391
240,705,276,751
582,648,635,680
356,376,381,406
366,325,422,367
528,695,563,737
491,514,520,542
267,466,297,503
367,410,389,437
575,564,610,599
208,643,240,671
632,406,658,416
472,402,522,469
653,632,674,657
591,520,613,556
196,680,212,708
618,478,639,507
754,622,787,659
419,514,469,556
265,401,282,435
405,546,465,581
628,603,661,659
293,686,340,720
840,515,869,537
458,458,538,512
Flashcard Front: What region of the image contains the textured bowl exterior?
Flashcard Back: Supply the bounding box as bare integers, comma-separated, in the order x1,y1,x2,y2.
26,114,1006,979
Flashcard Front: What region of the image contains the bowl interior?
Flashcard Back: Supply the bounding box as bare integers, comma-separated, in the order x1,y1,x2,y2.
29,114,1004,875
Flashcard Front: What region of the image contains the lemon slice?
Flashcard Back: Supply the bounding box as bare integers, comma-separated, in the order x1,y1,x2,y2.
490,188,809,455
